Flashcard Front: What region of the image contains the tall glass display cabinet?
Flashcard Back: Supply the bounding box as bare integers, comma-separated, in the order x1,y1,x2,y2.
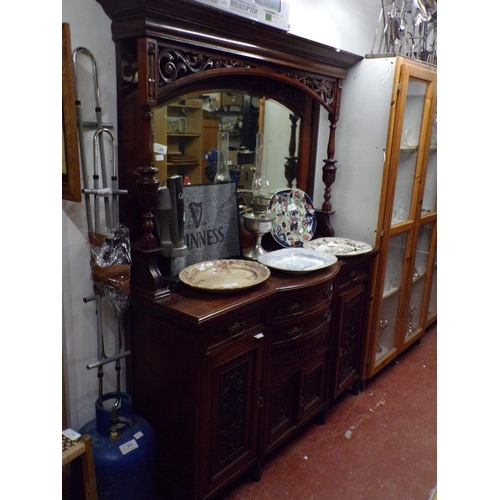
333,56,437,382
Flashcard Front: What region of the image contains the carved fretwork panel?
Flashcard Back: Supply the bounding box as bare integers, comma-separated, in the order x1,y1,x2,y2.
218,361,248,463
339,294,362,383
270,379,294,435
279,71,340,114
303,364,323,409
157,45,256,87
155,44,340,113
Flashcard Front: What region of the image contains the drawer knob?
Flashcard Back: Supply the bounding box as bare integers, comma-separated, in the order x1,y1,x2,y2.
227,320,246,339
286,326,303,341
287,302,305,316
349,271,359,282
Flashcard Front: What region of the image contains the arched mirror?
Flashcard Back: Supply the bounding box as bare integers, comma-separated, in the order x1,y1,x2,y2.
153,91,300,197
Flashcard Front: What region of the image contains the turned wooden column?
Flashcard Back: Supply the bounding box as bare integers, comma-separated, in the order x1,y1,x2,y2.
321,111,338,213
132,38,169,299
284,114,298,188
315,80,342,238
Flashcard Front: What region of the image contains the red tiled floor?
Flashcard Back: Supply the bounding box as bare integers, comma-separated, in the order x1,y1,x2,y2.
220,324,437,500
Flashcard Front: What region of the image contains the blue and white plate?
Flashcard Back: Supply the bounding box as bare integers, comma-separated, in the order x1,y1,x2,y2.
258,248,337,274
268,188,316,247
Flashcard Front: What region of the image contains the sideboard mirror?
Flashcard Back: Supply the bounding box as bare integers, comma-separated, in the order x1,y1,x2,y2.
153,91,300,193
97,0,362,296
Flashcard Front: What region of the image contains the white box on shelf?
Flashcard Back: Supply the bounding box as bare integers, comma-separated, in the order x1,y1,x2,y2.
191,0,290,31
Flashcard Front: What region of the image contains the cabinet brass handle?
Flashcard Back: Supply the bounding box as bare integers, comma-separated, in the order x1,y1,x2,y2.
349,271,359,282
286,326,303,341
287,302,305,316
227,320,246,339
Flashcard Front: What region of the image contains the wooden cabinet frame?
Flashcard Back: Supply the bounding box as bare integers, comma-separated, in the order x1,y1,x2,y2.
364,57,437,381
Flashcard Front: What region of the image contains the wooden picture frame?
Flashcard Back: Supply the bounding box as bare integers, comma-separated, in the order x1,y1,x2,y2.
62,23,82,202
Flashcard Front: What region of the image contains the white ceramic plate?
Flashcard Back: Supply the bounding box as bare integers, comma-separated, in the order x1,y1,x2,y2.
258,248,337,274
304,237,373,257
179,259,270,292
268,188,316,247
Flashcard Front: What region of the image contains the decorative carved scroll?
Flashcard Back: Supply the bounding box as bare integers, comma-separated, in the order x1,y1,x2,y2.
157,47,255,87
278,71,338,112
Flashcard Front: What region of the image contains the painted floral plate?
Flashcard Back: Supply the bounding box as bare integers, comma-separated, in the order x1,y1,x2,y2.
268,188,316,247
304,237,373,256
179,259,270,292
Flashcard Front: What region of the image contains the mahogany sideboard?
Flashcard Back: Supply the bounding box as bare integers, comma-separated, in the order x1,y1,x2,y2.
126,251,374,499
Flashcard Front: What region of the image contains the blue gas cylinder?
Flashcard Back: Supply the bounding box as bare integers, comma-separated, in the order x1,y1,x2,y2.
79,392,156,500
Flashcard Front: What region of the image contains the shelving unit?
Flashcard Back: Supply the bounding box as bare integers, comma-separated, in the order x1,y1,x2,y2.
153,99,204,185
370,57,437,377
333,56,437,383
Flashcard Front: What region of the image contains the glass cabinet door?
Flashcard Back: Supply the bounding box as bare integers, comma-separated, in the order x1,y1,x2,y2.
405,222,434,343
391,79,428,225
377,232,409,364
422,107,437,215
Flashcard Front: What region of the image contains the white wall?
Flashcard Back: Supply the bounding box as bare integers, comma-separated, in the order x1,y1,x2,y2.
62,0,118,430
61,0,384,430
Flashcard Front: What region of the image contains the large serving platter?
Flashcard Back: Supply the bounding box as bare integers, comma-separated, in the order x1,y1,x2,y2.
268,188,316,247
258,248,337,274
304,237,373,257
179,259,270,292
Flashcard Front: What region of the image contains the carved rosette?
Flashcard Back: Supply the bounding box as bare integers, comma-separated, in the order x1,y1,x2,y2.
157,47,255,87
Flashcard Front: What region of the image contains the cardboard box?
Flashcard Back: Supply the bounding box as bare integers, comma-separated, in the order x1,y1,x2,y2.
191,0,290,31
221,92,243,106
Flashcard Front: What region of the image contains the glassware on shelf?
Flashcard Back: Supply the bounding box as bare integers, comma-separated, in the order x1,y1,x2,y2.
250,133,270,205
406,306,416,336
397,203,408,221
215,131,231,183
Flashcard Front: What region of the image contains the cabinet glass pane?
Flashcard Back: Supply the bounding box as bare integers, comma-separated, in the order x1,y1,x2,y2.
378,232,408,362
406,222,433,341
422,107,437,214
392,80,427,225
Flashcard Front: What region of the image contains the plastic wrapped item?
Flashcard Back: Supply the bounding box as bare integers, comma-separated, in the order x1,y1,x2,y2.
89,225,131,312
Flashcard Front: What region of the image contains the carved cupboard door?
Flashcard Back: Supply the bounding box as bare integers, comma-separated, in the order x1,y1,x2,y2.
331,282,366,400
202,331,264,497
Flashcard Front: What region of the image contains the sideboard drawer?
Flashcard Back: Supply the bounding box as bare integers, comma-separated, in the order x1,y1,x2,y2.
272,304,332,346
206,308,265,352
270,323,329,375
337,258,370,289
272,282,334,322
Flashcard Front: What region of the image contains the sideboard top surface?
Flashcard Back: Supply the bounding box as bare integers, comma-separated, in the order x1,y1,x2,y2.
133,263,340,325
